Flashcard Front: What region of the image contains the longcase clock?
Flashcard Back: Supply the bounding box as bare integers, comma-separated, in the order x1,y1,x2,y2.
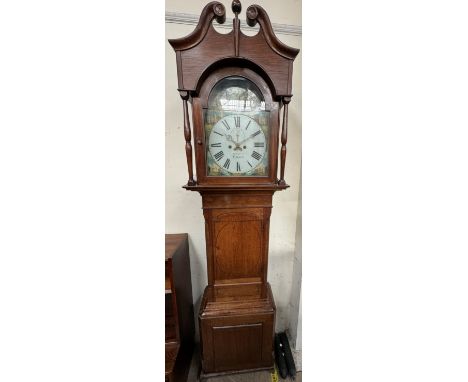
168,0,299,377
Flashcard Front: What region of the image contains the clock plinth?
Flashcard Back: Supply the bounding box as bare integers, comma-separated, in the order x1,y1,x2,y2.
199,284,275,375
168,0,299,375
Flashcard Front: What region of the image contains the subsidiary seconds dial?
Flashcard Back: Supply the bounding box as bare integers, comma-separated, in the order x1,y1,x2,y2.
208,115,266,175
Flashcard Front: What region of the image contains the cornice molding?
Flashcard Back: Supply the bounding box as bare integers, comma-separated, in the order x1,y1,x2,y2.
165,11,302,37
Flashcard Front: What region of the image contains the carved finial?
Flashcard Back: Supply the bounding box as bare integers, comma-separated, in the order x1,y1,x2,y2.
213,2,226,24
246,5,258,26
232,0,241,57
232,0,242,16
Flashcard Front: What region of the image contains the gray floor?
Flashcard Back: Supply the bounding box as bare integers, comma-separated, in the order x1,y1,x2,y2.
201,370,302,382
187,346,302,382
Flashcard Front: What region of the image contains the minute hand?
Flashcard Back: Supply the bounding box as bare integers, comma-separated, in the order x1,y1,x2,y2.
238,130,261,145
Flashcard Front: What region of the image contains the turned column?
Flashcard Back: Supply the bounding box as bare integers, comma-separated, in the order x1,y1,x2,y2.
278,96,291,185
179,90,196,186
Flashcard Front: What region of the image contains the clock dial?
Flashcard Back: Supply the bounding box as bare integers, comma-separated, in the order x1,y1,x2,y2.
208,115,266,175
204,75,269,177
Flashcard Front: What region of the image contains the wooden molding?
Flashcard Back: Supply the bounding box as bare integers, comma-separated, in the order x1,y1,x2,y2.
166,11,302,37
168,2,226,51
245,5,299,60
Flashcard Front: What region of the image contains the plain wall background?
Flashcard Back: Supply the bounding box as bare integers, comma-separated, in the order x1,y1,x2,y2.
165,0,302,336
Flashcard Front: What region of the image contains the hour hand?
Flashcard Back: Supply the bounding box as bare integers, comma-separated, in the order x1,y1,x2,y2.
225,134,236,144
226,134,243,151
226,135,240,146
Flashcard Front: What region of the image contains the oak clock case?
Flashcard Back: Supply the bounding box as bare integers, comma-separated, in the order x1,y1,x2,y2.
168,0,299,377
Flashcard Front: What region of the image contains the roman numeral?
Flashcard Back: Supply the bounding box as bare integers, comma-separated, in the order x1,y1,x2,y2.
254,142,264,147
214,151,224,161
236,162,241,172
223,158,231,169
245,120,251,130
222,120,231,130
210,143,221,147
234,116,240,128
251,151,261,160
213,131,223,136
252,130,261,138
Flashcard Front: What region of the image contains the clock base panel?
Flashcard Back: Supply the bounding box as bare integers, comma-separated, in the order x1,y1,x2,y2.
198,283,276,374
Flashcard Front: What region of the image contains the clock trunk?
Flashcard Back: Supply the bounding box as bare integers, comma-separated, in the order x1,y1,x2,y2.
198,190,276,374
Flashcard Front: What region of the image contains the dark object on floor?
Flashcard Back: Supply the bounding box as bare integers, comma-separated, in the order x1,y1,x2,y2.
279,332,296,379
274,334,288,379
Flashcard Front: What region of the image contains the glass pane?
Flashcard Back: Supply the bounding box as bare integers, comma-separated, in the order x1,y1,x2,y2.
208,76,266,112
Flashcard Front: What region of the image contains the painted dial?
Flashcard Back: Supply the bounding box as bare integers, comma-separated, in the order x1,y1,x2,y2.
208,114,266,175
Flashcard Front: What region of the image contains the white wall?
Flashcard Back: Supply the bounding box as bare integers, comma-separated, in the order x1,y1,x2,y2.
165,0,302,336
288,171,302,350
166,0,301,26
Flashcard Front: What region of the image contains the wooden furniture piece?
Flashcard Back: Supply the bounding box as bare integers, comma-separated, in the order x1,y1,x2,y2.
165,234,195,382
168,1,299,377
